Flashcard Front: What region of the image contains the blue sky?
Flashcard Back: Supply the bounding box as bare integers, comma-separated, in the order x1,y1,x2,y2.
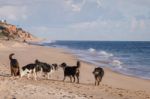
0,0,150,41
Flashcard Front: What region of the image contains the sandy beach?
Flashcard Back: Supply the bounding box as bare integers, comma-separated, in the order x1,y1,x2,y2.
0,40,150,99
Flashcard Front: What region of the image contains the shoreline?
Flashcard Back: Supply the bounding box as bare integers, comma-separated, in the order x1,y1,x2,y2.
32,43,150,92
44,45,150,93
0,40,150,99
53,46,150,81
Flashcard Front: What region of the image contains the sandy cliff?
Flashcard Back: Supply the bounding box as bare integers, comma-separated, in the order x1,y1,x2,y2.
0,21,36,41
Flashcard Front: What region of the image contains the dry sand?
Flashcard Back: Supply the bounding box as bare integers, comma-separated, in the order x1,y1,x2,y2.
0,40,150,99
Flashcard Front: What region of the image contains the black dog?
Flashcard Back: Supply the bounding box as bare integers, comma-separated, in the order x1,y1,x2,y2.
93,67,104,86
9,53,20,76
60,61,80,83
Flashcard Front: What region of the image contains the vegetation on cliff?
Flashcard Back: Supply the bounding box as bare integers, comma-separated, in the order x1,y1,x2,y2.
0,20,35,41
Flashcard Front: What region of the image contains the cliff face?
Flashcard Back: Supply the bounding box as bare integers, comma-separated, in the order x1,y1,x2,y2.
0,21,36,41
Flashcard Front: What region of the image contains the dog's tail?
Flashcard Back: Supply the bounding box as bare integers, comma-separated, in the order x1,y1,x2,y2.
9,53,15,60
76,61,80,68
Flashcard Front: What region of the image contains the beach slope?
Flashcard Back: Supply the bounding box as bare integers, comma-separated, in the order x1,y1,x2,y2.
0,40,150,99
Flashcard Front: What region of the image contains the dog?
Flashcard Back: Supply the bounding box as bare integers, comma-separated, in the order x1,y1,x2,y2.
20,60,55,80
20,63,38,79
93,67,104,86
9,53,20,76
60,61,80,83
35,59,55,80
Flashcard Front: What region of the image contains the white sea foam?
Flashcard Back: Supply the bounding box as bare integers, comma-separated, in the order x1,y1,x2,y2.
41,41,150,80
112,60,122,69
88,48,96,52
98,51,113,57
112,60,122,66
41,40,56,44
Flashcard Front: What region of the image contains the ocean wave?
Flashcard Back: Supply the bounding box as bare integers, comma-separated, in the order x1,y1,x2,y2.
41,40,56,44
111,60,123,69
112,60,122,65
98,50,113,57
40,41,150,80
88,48,96,52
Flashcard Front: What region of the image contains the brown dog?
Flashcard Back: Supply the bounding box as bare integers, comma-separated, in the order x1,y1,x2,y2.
93,67,104,86
9,53,20,76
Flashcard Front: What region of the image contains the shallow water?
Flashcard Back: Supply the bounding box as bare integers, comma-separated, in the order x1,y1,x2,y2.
39,40,150,80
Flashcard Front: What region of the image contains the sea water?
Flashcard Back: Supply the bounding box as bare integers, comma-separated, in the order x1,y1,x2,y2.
39,41,150,80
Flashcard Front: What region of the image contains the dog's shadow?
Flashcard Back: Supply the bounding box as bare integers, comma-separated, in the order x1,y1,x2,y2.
45,78,94,86
0,73,11,77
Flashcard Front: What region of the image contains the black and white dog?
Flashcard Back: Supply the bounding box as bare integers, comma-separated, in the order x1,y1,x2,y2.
20,63,39,80
35,59,55,80
60,61,80,83
20,60,56,80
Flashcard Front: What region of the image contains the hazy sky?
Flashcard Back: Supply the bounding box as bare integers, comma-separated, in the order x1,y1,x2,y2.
0,0,150,41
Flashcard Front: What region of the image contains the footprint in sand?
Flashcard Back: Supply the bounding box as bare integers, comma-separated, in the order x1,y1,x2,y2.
118,93,123,97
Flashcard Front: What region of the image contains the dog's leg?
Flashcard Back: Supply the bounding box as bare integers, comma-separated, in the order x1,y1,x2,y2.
97,77,100,86
73,76,75,83
99,76,102,82
15,68,19,77
76,73,79,84
95,79,97,86
13,68,17,77
11,68,15,77
14,69,17,76
98,77,101,86
97,77,99,86
95,76,97,86
33,69,37,80
47,73,50,79
63,76,66,82
11,67,13,76
98,81,100,86
27,73,30,79
34,72,37,80
40,69,43,78
77,77,79,84
70,76,72,83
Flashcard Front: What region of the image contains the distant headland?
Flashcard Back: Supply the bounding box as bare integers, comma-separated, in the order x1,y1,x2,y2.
0,19,37,42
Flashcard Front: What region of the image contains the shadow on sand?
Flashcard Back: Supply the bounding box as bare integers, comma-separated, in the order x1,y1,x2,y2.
0,73,11,77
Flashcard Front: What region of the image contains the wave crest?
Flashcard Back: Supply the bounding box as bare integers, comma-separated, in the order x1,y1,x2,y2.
98,51,113,57
88,48,96,52
112,60,122,66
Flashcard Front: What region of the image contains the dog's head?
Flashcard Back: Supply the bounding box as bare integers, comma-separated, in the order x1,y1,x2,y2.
35,59,42,71
59,62,67,69
93,68,100,75
35,59,40,64
93,67,104,75
20,67,31,77
35,59,41,67
52,63,58,70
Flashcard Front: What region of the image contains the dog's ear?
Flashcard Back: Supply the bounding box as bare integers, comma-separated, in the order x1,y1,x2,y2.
10,53,15,55
35,59,39,64
60,62,66,67
22,66,25,70
52,64,57,67
93,68,98,74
